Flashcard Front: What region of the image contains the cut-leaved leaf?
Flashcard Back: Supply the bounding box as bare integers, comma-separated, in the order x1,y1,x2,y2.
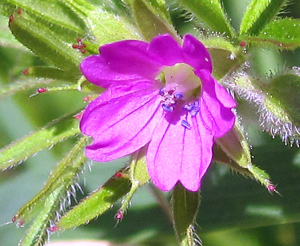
175,0,235,37
62,0,140,45
18,185,65,246
243,18,300,49
0,114,80,170
9,10,84,73
13,136,88,226
239,0,287,35
56,170,131,230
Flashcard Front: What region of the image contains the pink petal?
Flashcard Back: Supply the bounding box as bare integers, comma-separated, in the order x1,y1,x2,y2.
182,34,212,72
147,109,185,191
80,80,163,162
196,69,236,138
100,40,162,77
80,40,163,88
148,34,183,66
214,80,237,108
80,56,141,88
180,114,214,191
147,107,214,191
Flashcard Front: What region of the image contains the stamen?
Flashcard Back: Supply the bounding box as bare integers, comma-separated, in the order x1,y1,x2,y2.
159,88,166,96
181,119,192,130
184,101,200,117
184,104,193,111
174,92,183,99
190,101,200,116
162,104,174,112
159,87,183,113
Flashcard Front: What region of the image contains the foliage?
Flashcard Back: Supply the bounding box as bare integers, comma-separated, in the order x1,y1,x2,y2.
1,0,300,246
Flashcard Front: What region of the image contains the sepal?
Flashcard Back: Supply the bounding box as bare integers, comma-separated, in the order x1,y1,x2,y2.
228,66,300,145
125,0,179,42
172,183,200,246
214,120,275,190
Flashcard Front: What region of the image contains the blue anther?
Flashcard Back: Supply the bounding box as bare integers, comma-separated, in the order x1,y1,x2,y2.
162,104,174,112
190,108,199,116
159,88,166,96
181,119,192,130
193,101,199,108
184,104,193,111
190,102,200,116
174,92,183,99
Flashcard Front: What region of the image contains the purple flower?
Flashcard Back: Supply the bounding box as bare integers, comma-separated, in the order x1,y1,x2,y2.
80,34,236,191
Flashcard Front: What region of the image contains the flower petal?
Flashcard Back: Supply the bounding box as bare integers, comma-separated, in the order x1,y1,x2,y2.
80,56,139,88
196,69,236,138
182,34,212,72
148,34,183,66
100,40,162,77
80,40,163,88
180,114,214,191
147,108,185,191
80,80,163,162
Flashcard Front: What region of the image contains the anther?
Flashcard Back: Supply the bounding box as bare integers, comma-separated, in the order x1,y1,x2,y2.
184,104,193,111
174,92,183,99
190,102,200,116
162,104,174,112
181,120,192,130
159,88,166,96
184,101,200,116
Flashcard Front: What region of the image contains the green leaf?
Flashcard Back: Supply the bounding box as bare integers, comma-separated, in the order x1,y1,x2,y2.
9,10,84,73
0,0,86,33
0,114,80,170
0,78,52,99
62,0,140,45
201,37,245,79
13,136,88,225
172,184,200,246
18,185,65,246
243,18,300,49
239,0,287,35
131,0,178,41
265,72,300,124
0,15,23,49
175,0,235,37
56,171,131,230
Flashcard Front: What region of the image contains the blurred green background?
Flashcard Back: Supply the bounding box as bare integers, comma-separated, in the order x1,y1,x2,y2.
1,0,300,245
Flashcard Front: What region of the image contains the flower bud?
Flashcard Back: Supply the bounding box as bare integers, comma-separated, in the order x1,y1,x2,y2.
259,68,300,145
225,66,300,145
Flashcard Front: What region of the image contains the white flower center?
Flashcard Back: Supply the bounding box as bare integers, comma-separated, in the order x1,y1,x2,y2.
158,63,202,129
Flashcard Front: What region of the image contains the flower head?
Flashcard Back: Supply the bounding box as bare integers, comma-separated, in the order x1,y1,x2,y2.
80,34,236,191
